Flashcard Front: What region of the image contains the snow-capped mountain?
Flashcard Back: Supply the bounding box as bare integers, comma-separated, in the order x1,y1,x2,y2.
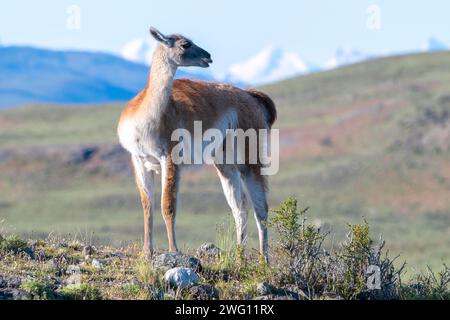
323,47,370,70
423,37,448,52
224,46,311,85
121,38,155,65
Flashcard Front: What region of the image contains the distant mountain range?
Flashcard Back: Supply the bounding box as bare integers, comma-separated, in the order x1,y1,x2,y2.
220,37,448,85
0,37,448,108
0,46,213,108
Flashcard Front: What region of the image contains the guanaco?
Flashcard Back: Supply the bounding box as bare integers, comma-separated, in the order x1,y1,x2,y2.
117,27,276,260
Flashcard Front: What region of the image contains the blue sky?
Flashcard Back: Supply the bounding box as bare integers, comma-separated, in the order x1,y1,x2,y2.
1,1,449,73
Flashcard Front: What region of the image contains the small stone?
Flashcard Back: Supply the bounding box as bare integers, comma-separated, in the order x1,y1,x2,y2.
34,250,46,262
92,259,103,269
19,247,34,260
56,242,68,248
196,243,220,260
130,277,140,286
189,284,218,300
322,292,344,300
253,295,273,300
29,240,38,251
253,294,296,300
256,282,274,296
0,275,22,289
283,285,309,300
164,267,199,289
82,245,95,257
153,252,202,272
164,292,176,300
0,288,31,300
66,265,82,286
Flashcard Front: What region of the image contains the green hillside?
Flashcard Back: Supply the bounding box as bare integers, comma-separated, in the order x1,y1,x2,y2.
1,51,449,272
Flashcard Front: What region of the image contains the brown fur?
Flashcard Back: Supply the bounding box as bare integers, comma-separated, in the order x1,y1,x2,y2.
120,78,275,168
245,89,277,127
161,157,179,252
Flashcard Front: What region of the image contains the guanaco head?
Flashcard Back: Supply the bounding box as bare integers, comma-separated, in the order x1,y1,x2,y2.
149,26,213,68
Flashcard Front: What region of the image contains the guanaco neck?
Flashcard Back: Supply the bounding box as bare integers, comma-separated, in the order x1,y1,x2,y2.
138,45,177,122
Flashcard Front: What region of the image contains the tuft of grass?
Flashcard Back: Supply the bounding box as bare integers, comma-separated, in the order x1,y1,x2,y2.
135,259,161,286
402,265,450,300
215,220,237,272
239,258,273,298
134,259,166,299
117,283,151,300
60,283,101,300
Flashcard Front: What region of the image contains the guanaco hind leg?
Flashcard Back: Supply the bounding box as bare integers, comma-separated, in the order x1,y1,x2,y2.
214,164,249,246
241,169,269,261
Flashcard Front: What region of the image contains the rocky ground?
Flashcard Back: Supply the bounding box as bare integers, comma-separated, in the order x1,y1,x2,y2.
1,201,449,300
0,236,305,300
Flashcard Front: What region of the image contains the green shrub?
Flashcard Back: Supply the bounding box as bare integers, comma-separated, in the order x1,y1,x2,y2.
268,197,327,296
20,279,56,300
326,221,405,300
0,234,28,254
335,222,372,299
268,197,405,300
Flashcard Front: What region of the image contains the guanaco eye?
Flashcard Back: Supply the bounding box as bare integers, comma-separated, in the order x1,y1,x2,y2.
182,42,192,49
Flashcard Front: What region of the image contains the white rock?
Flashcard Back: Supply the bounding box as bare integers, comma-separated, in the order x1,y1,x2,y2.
92,259,103,269
164,267,199,289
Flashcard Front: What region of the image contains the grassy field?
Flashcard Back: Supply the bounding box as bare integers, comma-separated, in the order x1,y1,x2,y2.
1,51,449,272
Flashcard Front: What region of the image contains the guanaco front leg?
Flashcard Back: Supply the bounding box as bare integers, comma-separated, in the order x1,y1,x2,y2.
160,156,179,252
132,156,155,258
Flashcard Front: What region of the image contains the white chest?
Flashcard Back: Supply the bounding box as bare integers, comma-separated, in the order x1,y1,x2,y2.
117,119,163,159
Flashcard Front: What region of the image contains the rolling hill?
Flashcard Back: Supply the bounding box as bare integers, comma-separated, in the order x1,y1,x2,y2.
0,51,449,271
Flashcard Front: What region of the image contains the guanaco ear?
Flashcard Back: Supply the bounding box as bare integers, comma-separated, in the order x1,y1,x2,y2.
149,26,173,47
